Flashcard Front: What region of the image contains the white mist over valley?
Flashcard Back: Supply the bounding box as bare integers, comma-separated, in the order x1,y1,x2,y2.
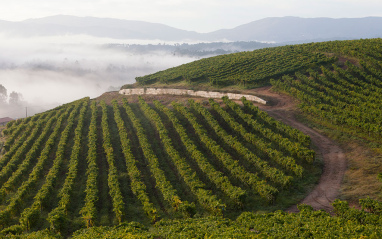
0,34,198,118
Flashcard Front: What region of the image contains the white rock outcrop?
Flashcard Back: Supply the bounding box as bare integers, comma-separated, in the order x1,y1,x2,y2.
119,88,267,104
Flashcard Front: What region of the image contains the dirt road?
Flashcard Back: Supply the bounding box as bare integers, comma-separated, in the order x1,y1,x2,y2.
253,86,346,212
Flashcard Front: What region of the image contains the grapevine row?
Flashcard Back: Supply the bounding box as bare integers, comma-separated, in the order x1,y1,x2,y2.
319,66,381,105
134,44,334,87
138,97,224,214
239,98,314,162
79,101,99,227
121,99,190,213
241,98,311,148
48,98,89,230
19,100,84,229
100,101,125,223
111,100,158,222
304,68,380,111
0,113,53,174
153,100,246,203
3,117,32,151
189,99,292,186
2,118,29,137
0,104,73,226
210,98,303,176
0,111,57,201
0,121,37,172
288,74,380,127
272,67,382,138
172,102,277,202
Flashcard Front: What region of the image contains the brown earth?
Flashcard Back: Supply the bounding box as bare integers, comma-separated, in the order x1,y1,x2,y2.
252,86,347,212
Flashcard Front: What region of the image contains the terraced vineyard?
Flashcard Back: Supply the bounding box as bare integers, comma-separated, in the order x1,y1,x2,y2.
0,96,315,235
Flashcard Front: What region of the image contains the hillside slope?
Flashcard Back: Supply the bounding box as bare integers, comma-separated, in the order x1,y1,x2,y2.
131,43,335,88
0,95,318,236
2,38,382,238
132,39,382,143
131,39,382,89
128,37,382,205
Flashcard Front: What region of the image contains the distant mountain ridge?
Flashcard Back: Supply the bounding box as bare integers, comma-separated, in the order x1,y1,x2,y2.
209,16,382,43
0,15,201,41
1,15,382,43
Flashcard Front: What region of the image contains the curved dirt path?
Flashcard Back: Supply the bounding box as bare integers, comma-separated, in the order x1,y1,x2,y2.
253,86,347,212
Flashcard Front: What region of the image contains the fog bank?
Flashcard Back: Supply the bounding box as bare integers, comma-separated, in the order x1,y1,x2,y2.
0,34,197,118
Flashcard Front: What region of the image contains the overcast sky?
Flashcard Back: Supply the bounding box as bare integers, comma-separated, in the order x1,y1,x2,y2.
1,0,382,32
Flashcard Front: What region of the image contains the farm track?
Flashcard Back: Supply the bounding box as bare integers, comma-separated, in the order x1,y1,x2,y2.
254,86,346,212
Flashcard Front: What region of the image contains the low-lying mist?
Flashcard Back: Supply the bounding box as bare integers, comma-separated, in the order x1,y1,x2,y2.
0,34,197,118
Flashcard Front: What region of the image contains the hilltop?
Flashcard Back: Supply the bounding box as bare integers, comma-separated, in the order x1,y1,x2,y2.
129,39,381,89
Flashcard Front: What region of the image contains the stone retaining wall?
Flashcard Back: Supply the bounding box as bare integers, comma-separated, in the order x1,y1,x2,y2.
119,88,267,104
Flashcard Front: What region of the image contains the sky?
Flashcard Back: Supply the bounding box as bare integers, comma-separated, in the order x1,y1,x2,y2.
1,0,382,32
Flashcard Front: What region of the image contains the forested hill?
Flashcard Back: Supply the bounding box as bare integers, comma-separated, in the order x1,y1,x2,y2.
129,38,381,89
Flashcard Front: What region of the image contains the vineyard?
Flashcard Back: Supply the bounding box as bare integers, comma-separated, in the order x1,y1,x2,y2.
71,200,382,238
131,44,336,88
2,38,382,237
130,38,382,90
0,95,317,236
132,43,335,87
271,39,382,143
131,38,382,194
